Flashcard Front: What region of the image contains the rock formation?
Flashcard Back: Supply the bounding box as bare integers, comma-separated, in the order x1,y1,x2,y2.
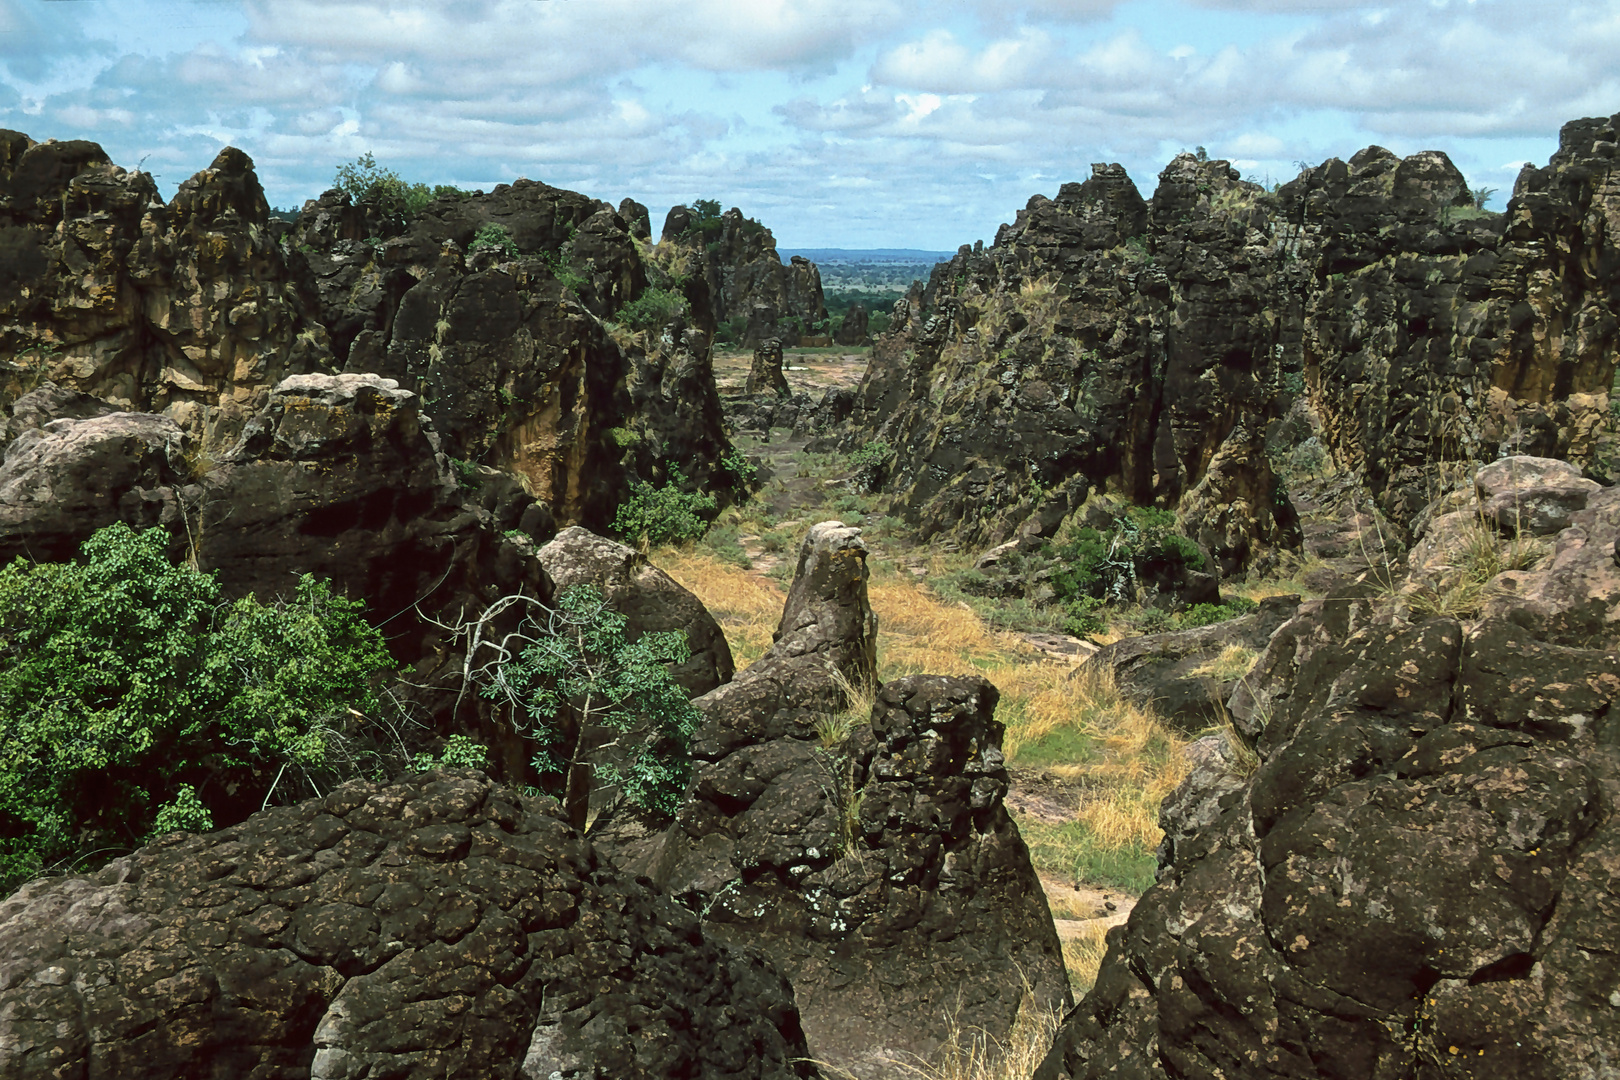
0,136,329,447
658,205,828,347
0,130,740,536
745,338,791,398
0,769,813,1079
1038,458,1620,1079
833,302,870,346
643,522,1069,1077
826,111,1620,570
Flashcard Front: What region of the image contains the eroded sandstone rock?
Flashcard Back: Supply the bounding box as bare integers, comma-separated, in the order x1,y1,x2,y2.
0,770,812,1079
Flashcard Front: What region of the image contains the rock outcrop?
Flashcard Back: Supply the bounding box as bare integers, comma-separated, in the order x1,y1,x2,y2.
828,110,1620,568
645,522,1068,1077
0,131,741,537
1038,462,1620,1079
0,135,330,447
746,338,791,398
658,206,828,347
833,302,870,346
1084,594,1302,733
0,769,812,1079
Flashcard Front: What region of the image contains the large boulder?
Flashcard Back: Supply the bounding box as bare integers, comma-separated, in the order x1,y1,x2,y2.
1084,594,1302,733
537,525,734,697
746,338,791,398
643,522,1067,1077
0,770,813,1079
1037,481,1620,1079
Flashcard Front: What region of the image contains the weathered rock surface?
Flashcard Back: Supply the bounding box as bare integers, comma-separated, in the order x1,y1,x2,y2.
0,134,331,447
746,338,791,398
828,112,1620,566
1037,477,1620,1079
1084,594,1301,733
658,206,828,347
0,769,812,1079
833,302,870,346
643,522,1067,1077
538,525,734,697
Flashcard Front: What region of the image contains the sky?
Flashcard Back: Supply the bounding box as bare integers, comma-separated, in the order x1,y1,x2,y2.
1,0,1616,249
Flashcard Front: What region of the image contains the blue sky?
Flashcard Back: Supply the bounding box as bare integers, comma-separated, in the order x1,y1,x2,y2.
2,0,1615,248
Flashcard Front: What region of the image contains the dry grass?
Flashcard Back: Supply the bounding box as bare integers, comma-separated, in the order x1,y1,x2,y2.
654,545,1191,891
1191,643,1257,683
1062,922,1113,996
654,546,786,667
817,985,1065,1080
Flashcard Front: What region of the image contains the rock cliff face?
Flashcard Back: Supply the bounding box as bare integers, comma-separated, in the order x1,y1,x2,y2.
643,522,1069,1077
658,206,828,346
0,769,812,1079
0,131,738,535
0,135,329,447
1038,460,1620,1079
831,111,1620,568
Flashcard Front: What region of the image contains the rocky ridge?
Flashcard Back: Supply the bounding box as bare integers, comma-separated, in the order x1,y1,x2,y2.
824,111,1620,573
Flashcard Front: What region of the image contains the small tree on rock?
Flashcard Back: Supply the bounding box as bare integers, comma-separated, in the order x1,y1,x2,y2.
463,584,701,828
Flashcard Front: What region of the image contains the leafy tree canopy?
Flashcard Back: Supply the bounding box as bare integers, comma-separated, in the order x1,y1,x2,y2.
0,523,392,893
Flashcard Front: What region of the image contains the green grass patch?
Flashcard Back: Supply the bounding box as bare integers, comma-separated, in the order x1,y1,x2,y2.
1018,818,1159,894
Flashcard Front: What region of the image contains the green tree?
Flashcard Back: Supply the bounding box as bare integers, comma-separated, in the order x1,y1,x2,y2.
611,463,717,547
0,523,391,891
468,585,701,827
332,152,467,228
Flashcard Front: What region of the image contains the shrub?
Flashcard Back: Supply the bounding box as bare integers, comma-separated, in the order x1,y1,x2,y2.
849,440,891,493
411,733,490,773
333,153,468,228
1049,506,1204,605
616,288,691,331
1178,596,1259,628
720,447,757,487
475,585,701,824
611,464,717,547
1062,595,1108,637
468,222,519,259
0,523,391,892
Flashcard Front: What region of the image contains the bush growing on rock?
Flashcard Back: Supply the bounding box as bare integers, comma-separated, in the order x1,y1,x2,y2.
332,151,468,227
471,585,701,827
1050,506,1204,604
0,522,392,892
611,463,717,546
616,286,691,331
468,221,519,259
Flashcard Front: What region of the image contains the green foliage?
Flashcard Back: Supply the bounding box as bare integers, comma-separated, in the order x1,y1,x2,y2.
714,316,749,346
1471,185,1498,210
1049,506,1204,605
468,222,519,259
411,734,490,773
448,457,482,490
848,440,891,493
606,426,641,450
691,198,722,221
611,464,717,547
149,785,212,838
482,585,701,820
616,288,691,332
1178,596,1259,628
332,153,468,228
1062,595,1109,638
0,523,390,892
720,447,758,487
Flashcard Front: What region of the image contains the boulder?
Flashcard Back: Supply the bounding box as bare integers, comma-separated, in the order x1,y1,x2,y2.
537,525,734,697
643,522,1066,1077
1474,455,1602,536
1083,594,1301,732
746,338,791,398
1037,480,1620,1078
0,770,813,1079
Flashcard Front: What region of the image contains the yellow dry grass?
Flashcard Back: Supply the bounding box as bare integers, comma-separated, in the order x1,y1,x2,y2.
652,544,1190,888
1062,921,1113,996
654,546,785,667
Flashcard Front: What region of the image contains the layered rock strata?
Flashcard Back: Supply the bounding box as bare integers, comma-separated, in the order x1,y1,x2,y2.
0,769,812,1079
